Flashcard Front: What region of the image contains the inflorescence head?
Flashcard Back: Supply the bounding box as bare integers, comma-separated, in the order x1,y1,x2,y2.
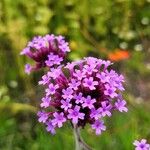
38,57,127,135
21,34,70,74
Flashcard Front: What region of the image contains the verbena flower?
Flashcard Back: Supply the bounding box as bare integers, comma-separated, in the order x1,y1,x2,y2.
52,112,66,128
40,97,51,108
133,139,150,150
61,99,72,111
38,57,127,135
21,34,70,74
91,120,106,135
68,106,85,124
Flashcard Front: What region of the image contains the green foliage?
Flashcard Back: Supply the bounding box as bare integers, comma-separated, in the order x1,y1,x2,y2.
0,103,150,150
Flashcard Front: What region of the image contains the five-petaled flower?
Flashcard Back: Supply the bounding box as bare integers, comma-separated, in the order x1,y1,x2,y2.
46,120,56,135
68,106,85,124
62,88,74,100
133,139,150,150
40,97,51,108
99,101,112,117
82,96,96,109
52,112,66,128
61,99,72,111
74,92,84,104
83,77,98,90
90,108,101,120
91,120,106,135
37,111,49,123
45,83,59,96
115,99,128,112
38,74,50,85
25,64,32,74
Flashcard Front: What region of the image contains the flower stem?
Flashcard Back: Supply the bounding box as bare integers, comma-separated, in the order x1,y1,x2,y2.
73,124,92,150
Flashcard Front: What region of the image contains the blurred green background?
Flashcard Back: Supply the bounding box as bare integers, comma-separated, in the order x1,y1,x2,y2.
0,0,150,149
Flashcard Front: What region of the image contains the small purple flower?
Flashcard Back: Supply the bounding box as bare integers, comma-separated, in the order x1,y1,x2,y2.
65,62,76,70
61,99,72,111
74,92,84,104
47,67,62,79
83,77,98,90
40,97,51,108
38,74,50,85
90,108,101,120
68,106,85,124
62,88,73,99
91,120,106,135
115,82,125,91
82,96,96,109
37,111,49,123
104,84,117,98
45,83,59,96
73,69,86,80
46,120,56,135
99,101,112,117
20,47,30,55
58,42,70,52
83,64,97,75
96,72,110,83
56,35,70,52
133,139,150,150
25,64,32,74
109,73,125,91
68,79,81,90
27,36,46,49
45,53,63,67
115,99,128,112
102,60,112,69
52,112,66,128
85,57,99,65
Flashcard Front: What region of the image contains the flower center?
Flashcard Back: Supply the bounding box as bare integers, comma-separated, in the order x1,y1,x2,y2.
140,144,144,148
73,111,78,116
50,87,55,92
87,81,92,86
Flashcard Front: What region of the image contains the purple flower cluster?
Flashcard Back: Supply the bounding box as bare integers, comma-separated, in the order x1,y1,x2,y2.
21,34,70,74
22,34,150,150
38,57,127,135
133,139,150,150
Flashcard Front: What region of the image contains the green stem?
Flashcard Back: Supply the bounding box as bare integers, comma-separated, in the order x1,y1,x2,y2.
73,124,92,150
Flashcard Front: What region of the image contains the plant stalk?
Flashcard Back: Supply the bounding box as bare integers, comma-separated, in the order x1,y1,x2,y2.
73,124,92,150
